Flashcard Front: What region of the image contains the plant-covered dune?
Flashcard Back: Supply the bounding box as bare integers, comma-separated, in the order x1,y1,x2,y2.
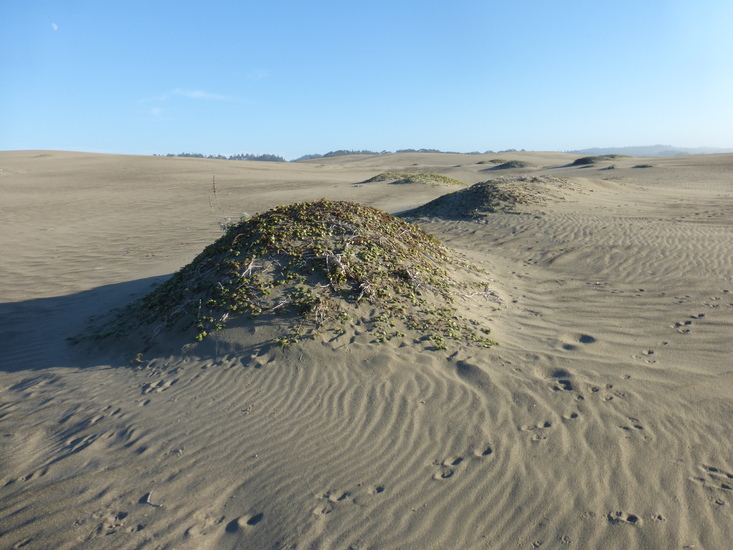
402,176,574,220
100,200,494,350
571,154,629,166
362,172,466,186
483,160,535,170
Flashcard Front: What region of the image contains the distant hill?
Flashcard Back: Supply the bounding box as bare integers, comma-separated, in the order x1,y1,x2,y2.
567,145,733,157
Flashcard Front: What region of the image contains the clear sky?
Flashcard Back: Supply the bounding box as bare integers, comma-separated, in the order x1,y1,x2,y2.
2,0,732,159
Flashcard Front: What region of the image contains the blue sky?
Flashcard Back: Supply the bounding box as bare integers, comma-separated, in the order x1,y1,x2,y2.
2,0,732,159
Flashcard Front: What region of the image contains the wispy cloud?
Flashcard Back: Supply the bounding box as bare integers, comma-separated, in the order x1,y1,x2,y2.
51,23,58,31
171,89,232,100
138,89,234,104
247,70,270,81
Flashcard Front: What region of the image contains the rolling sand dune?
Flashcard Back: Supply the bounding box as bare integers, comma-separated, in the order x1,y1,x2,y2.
2,150,733,549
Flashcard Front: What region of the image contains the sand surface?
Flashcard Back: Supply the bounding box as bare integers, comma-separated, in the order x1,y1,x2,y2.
2,150,733,549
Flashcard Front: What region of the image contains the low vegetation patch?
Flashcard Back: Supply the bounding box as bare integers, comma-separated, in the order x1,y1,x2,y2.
96,200,494,350
362,172,466,187
632,164,655,168
477,159,508,165
572,154,629,166
484,160,534,170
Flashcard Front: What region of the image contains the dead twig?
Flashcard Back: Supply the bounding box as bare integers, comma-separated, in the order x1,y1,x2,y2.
142,491,163,508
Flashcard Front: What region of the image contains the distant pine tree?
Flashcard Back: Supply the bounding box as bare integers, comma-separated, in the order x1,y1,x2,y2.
228,153,286,162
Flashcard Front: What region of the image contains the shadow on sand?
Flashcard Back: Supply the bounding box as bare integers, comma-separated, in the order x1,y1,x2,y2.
0,275,169,372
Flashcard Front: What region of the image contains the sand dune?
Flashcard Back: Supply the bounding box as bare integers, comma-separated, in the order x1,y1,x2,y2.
2,150,733,549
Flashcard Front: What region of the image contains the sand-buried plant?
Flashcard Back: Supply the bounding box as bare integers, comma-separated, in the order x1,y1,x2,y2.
98,199,495,350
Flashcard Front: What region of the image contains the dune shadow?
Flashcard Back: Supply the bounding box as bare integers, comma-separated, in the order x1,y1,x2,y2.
0,275,171,372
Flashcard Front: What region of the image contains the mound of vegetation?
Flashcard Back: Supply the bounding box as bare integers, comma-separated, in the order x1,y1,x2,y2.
402,176,570,220
362,172,466,187
98,200,494,350
484,160,534,170
572,154,629,166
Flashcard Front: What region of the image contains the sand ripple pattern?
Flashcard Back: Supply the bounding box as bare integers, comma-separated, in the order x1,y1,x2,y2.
3,334,733,549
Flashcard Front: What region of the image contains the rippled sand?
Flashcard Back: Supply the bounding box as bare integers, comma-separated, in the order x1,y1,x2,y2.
2,150,733,549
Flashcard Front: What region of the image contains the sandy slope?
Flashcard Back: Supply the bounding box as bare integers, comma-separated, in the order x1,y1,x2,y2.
1,150,733,549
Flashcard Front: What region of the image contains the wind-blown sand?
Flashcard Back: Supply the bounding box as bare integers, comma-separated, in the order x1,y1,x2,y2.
2,150,733,549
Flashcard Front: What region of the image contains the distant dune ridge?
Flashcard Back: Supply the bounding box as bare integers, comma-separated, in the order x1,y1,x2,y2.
567,144,733,157
2,149,733,549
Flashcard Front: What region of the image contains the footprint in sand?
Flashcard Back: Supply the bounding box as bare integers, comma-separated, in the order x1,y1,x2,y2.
607,511,642,526
477,444,494,457
225,513,264,533
561,334,596,351
433,456,465,480
547,368,576,392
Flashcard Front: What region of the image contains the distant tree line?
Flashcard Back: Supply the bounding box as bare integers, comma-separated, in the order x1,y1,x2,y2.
290,148,514,162
157,152,287,162
154,148,525,162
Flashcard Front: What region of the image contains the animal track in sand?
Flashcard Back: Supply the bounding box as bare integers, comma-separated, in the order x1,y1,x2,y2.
619,417,648,439
317,483,386,513
546,369,585,402
588,383,621,402
520,421,554,442
631,349,657,364
141,378,179,395
433,457,464,480
85,510,141,541
433,446,494,480
4,467,49,487
184,513,224,539
692,464,733,496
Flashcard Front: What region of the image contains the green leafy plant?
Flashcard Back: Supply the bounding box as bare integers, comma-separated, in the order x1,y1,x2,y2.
98,199,495,350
